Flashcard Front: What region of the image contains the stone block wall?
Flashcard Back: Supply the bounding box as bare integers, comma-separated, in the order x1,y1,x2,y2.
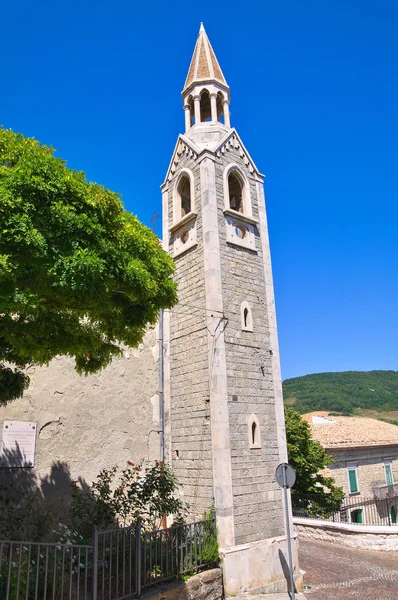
167,153,214,518
295,518,398,551
215,145,284,545
141,568,223,600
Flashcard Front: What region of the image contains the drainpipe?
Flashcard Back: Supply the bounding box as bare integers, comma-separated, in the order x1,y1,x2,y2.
159,309,164,463
159,309,167,529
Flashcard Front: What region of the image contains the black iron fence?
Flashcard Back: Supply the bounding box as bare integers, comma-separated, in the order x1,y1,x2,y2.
0,516,218,600
292,493,398,526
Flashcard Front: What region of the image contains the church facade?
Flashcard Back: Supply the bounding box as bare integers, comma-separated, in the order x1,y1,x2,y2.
0,24,299,594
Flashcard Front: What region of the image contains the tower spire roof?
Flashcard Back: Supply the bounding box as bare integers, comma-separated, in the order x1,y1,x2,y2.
183,23,228,95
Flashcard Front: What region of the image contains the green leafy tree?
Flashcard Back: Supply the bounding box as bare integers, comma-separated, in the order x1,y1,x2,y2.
285,408,344,515
283,370,398,415
0,127,177,405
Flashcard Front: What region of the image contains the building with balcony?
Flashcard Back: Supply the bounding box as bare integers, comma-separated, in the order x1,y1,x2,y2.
306,414,398,523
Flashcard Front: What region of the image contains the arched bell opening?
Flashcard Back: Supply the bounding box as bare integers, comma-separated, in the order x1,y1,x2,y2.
217,92,225,123
200,89,212,122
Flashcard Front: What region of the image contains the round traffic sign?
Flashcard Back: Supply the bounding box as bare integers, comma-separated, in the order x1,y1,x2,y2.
275,463,296,489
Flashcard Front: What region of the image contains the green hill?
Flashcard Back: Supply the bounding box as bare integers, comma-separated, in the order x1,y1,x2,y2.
282,370,398,415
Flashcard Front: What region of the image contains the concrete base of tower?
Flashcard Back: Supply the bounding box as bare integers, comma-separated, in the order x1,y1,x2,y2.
220,533,303,596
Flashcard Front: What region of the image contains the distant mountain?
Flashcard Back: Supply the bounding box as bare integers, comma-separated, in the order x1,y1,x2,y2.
282,370,398,415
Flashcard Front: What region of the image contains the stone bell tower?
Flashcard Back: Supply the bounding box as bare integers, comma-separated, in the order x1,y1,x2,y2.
161,24,299,595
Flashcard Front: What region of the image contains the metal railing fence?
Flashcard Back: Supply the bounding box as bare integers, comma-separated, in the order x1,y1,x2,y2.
140,517,217,589
292,493,398,526
0,516,217,600
0,540,93,600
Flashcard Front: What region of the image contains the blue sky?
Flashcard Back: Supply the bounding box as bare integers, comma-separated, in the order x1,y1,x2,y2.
2,1,397,380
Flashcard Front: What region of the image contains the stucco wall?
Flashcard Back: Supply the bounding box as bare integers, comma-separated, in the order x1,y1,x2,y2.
325,445,398,497
0,328,160,492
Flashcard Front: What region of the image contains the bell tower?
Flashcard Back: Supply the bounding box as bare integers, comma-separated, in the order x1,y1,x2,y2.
161,24,300,595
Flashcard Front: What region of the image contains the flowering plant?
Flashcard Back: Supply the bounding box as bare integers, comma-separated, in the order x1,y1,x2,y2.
71,460,186,536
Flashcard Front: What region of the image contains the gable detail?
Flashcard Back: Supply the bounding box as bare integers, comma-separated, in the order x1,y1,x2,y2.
167,137,199,182
216,133,256,175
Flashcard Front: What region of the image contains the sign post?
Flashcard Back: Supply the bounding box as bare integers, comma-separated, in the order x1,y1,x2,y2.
275,462,296,600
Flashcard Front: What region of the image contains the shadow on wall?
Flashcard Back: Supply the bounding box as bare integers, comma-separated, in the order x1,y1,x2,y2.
0,443,91,542
278,549,297,595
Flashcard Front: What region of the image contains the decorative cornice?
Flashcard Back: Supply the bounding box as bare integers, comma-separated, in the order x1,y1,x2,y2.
168,211,197,233
223,208,259,226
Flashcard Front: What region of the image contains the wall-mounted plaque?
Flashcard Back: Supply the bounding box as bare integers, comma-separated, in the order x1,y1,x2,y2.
0,421,37,467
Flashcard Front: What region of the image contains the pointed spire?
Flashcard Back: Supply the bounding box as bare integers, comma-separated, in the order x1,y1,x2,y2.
183,23,228,95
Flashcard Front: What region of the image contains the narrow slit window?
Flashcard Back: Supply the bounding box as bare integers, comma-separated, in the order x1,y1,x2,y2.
251,421,257,446
248,414,261,449
241,302,253,331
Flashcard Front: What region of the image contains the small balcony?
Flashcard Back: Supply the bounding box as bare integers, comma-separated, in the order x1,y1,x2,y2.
372,481,398,500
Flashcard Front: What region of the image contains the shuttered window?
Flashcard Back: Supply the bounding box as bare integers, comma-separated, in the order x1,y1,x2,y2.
348,468,359,493
385,463,394,486
351,509,363,523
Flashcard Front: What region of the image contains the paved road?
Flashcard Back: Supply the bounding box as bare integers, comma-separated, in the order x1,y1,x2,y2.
299,538,398,600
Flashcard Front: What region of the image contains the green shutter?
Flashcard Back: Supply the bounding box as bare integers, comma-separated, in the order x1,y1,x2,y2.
391,506,397,525
385,464,393,487
351,509,363,524
348,469,358,493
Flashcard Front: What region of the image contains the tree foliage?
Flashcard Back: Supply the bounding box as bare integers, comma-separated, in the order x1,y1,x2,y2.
283,370,398,415
285,408,344,505
0,127,177,405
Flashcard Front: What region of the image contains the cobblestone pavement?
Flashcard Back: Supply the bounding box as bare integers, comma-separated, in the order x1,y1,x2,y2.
299,538,398,599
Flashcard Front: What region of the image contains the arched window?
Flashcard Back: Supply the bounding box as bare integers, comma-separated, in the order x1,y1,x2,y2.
248,414,261,449
241,301,253,331
178,176,191,217
216,92,224,123
200,89,211,122
223,164,253,219
228,172,244,212
173,169,195,223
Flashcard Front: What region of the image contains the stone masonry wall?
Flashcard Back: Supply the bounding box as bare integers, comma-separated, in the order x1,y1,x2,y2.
325,445,398,497
295,519,398,551
0,328,160,493
141,568,223,600
215,144,285,545
167,153,214,518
